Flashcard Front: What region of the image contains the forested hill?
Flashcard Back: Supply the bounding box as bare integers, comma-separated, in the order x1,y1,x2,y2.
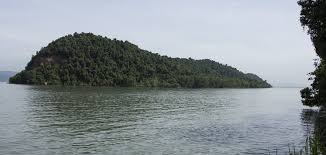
10,33,271,88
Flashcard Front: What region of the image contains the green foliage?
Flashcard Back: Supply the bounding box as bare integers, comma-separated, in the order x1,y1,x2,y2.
287,136,325,155
298,0,326,106
298,0,326,60
10,33,271,88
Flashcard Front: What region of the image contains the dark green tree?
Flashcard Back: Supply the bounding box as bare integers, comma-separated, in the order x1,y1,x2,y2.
298,0,326,106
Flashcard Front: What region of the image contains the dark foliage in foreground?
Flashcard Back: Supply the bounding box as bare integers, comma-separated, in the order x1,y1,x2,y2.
298,0,326,106
10,33,271,88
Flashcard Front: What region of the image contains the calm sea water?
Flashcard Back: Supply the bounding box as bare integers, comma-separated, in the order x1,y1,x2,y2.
0,83,316,154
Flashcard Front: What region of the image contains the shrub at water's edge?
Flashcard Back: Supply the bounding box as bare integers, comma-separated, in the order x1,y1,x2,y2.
9,33,271,88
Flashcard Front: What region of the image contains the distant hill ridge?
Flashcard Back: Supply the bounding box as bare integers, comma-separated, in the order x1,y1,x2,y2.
0,71,17,82
10,32,271,88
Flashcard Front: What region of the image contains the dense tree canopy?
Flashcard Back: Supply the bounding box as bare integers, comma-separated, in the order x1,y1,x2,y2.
10,33,271,88
298,0,326,106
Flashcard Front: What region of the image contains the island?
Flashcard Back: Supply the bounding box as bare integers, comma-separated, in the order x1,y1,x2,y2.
10,33,271,88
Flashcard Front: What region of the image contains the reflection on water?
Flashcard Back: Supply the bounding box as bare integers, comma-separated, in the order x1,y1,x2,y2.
300,109,319,137
0,84,317,154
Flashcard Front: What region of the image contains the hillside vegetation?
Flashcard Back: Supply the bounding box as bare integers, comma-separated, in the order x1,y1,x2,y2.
10,33,271,88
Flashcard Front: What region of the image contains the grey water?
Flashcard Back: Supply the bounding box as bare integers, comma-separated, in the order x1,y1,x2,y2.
0,83,317,154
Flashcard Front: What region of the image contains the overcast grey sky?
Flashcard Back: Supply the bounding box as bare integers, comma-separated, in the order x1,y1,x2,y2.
0,0,316,87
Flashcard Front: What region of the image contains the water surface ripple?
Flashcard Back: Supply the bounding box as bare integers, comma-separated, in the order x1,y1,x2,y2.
0,83,315,154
